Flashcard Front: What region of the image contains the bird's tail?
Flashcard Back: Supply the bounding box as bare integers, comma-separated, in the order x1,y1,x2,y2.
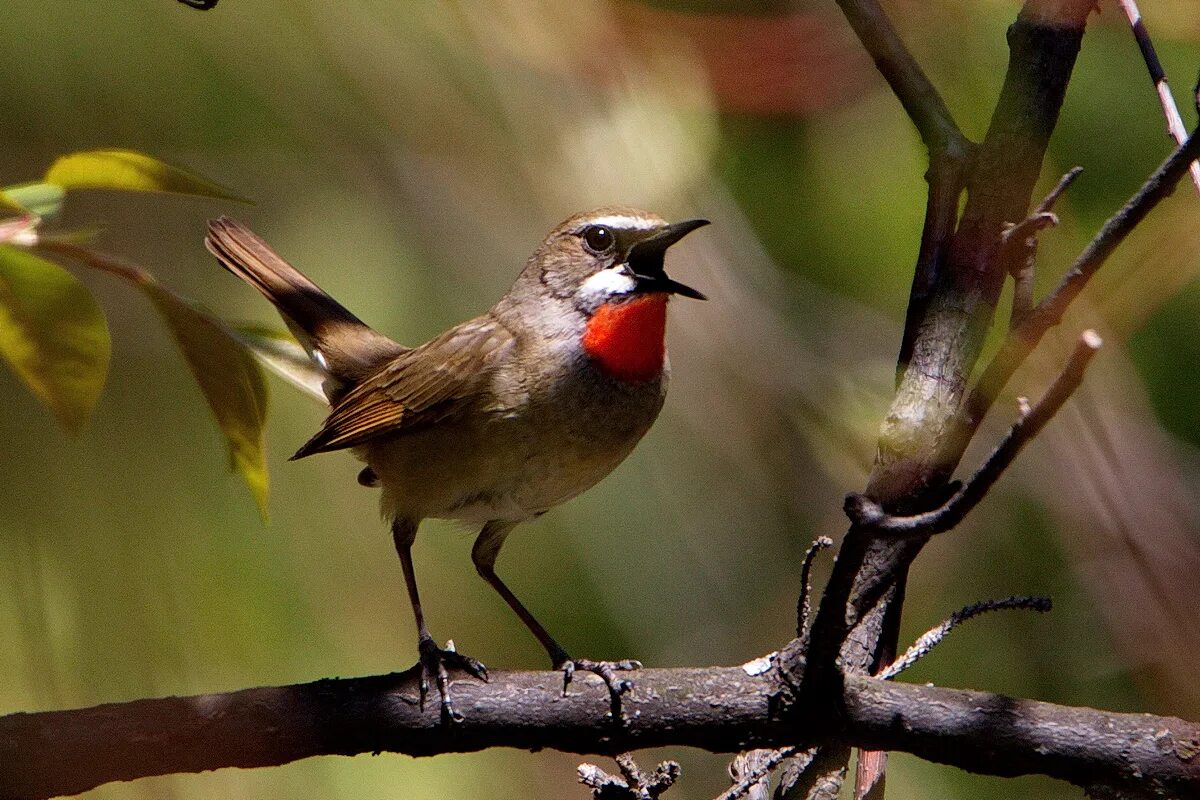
205,217,405,390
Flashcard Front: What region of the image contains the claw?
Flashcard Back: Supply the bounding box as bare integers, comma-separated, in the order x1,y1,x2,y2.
416,636,488,723
558,657,642,704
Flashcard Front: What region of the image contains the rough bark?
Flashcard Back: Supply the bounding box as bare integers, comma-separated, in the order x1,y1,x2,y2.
2,667,1198,800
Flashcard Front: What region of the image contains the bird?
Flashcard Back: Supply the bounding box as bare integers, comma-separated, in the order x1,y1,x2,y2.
204,208,708,720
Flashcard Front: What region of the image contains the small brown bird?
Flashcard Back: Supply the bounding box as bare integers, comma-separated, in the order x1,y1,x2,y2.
205,208,707,719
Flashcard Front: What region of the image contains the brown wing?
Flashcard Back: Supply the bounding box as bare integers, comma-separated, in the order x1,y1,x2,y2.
290,316,515,459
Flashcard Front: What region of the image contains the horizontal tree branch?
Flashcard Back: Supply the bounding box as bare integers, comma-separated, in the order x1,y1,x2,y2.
2,665,1197,799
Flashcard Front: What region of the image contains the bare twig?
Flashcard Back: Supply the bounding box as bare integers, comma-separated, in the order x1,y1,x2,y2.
832,0,974,377
796,537,834,638
805,0,1098,713
1035,166,1085,217
835,0,974,376
784,536,837,800
718,748,799,800
880,596,1052,680
1000,167,1083,329
834,0,969,153
1117,0,1200,193
1000,165,1082,253
834,5,1089,795
964,127,1200,436
1001,210,1058,327
1001,212,1060,250
779,749,847,800
580,754,681,800
846,330,1103,537
583,753,681,796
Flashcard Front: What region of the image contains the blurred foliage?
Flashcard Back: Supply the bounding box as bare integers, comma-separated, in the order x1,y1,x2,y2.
0,150,269,513
2,1,1199,799
0,245,110,433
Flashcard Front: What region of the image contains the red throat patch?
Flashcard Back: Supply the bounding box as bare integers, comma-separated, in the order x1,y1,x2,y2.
582,295,668,382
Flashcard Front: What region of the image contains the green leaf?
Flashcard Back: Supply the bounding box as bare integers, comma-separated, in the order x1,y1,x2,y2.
44,149,250,203
2,182,66,219
141,283,270,518
0,245,110,433
231,325,328,404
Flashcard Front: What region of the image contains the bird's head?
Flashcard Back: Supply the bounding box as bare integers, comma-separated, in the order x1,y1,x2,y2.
515,207,708,382
528,207,708,314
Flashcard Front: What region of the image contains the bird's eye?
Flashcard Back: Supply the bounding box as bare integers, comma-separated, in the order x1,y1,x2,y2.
582,225,615,254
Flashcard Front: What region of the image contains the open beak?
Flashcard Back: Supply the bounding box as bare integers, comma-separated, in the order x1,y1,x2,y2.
627,219,709,300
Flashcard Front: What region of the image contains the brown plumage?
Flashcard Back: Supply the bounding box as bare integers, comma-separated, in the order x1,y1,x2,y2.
204,209,707,721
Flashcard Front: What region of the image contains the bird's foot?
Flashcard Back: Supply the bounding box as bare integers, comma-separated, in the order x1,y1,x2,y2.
558,656,642,700
417,636,488,723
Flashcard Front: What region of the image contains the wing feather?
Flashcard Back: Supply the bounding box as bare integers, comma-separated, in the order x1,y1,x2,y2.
290,316,514,459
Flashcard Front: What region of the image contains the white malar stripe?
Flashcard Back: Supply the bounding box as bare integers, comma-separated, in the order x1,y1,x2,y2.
580,267,636,302
581,214,660,232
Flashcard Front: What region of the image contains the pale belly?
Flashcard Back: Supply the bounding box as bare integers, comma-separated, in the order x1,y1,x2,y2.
360,370,667,524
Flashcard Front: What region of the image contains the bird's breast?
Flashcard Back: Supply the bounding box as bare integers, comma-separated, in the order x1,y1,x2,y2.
581,295,668,383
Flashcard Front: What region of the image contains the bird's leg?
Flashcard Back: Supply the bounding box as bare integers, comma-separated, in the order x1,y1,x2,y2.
392,519,487,722
472,521,641,701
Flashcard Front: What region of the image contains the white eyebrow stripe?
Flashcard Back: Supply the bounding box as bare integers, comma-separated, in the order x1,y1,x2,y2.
580,215,661,231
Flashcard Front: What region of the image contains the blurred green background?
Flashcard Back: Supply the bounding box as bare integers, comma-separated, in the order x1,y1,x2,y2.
3,1,1200,798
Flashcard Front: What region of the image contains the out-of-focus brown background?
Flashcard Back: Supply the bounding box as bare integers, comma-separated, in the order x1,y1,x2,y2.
3,1,1200,797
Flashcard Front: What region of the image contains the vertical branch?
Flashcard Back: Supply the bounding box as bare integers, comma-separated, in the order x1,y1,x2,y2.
832,0,975,378
898,155,970,378
803,3,973,796
799,0,1097,740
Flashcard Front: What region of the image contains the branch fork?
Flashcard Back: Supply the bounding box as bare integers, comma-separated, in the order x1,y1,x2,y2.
845,329,1102,538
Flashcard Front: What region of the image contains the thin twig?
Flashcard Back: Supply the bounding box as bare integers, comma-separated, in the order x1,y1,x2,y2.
963,127,1200,437
846,330,1103,537
777,749,845,800
580,754,681,800
717,748,800,800
835,0,970,153
1002,211,1058,327
35,239,152,285
1034,166,1085,217
797,537,834,638
1000,212,1059,248
833,0,974,376
1117,0,1200,194
1001,167,1083,328
880,596,1052,680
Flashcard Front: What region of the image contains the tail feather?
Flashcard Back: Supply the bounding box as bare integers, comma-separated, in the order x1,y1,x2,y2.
205,217,406,389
